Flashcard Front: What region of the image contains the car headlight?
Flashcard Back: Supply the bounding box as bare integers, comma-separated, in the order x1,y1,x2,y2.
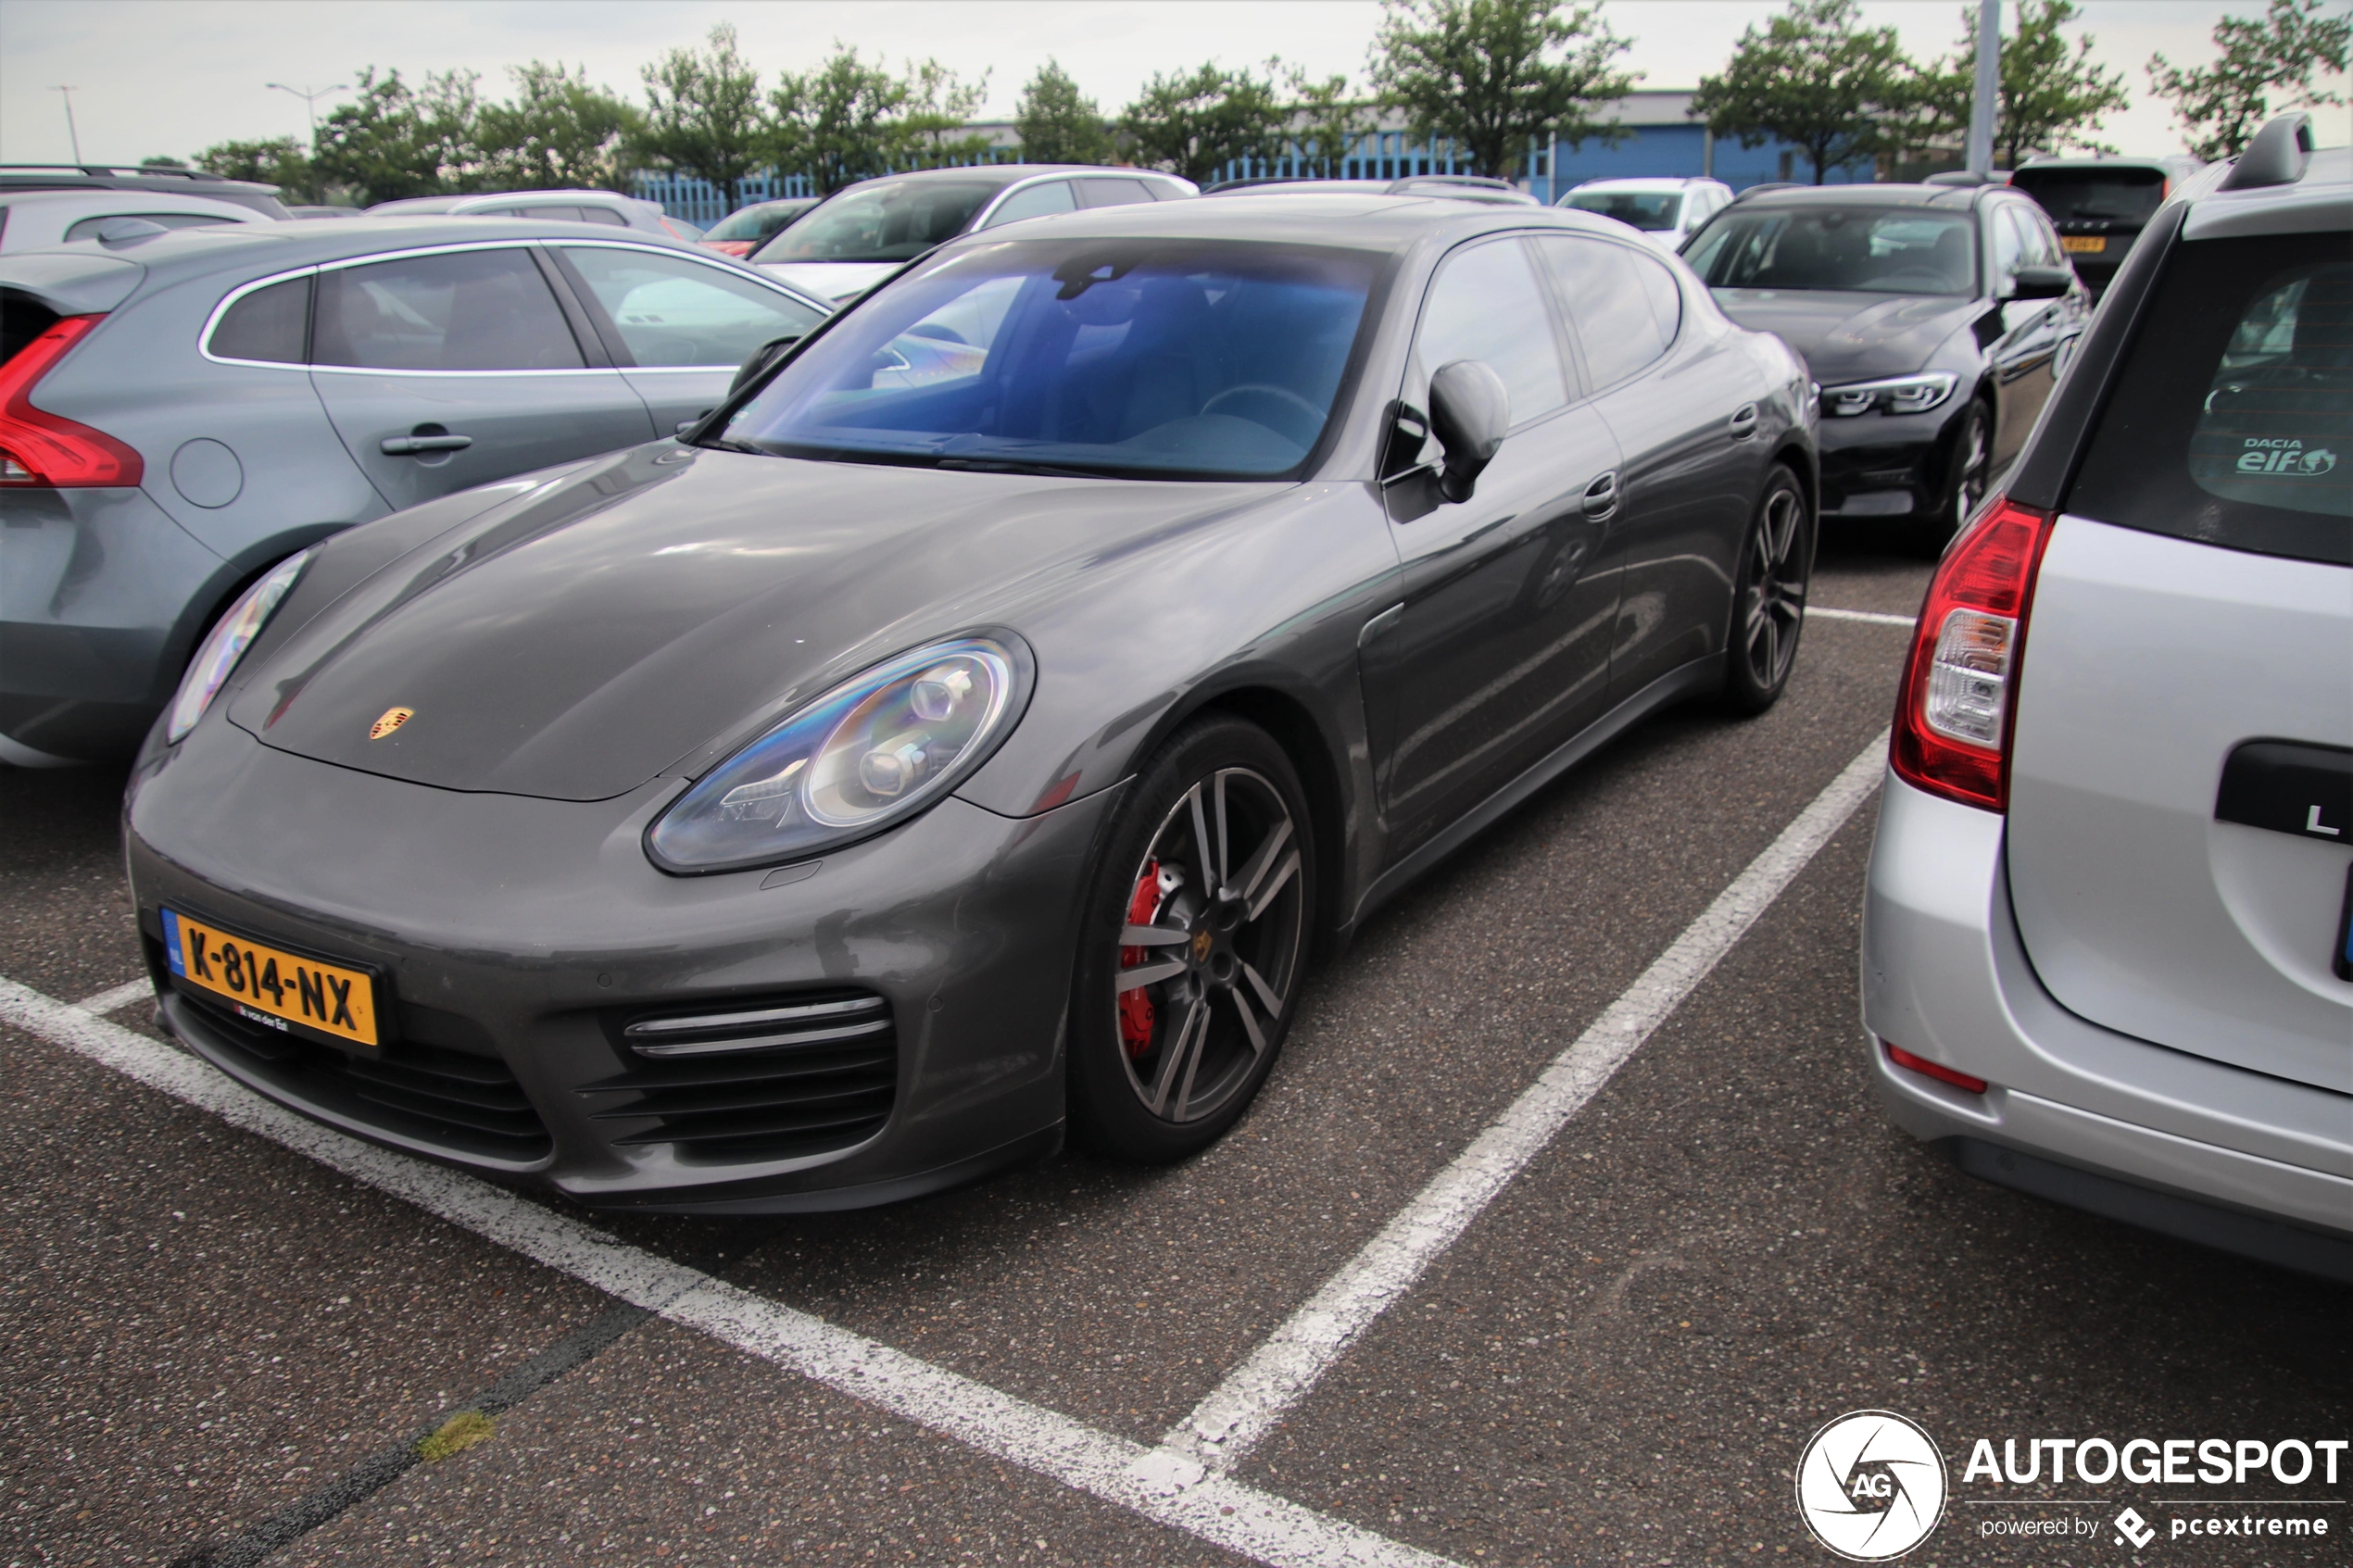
647,635,1030,873
1821,372,1958,418
165,549,311,743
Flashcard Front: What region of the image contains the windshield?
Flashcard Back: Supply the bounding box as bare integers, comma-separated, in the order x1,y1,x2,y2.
706,202,810,243
2009,168,2167,227
718,239,1379,480
1684,207,1977,295
752,181,1002,264
1565,191,1683,232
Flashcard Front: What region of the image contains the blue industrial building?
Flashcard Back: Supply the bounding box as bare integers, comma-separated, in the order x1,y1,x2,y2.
635,90,1872,224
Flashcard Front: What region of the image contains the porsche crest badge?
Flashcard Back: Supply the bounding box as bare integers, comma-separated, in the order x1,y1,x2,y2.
369,707,414,740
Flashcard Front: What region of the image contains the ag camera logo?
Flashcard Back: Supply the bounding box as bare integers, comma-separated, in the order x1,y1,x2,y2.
1796,1410,1948,1561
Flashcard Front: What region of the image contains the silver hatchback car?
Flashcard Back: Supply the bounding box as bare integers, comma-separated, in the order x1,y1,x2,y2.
0,217,827,764
1861,113,2350,1281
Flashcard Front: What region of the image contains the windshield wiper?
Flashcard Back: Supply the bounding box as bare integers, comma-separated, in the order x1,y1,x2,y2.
694,436,771,457
935,457,1107,480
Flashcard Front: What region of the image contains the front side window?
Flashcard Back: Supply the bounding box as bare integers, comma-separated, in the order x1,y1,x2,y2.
2068,236,2347,565
313,248,585,371
704,203,809,244
561,246,824,367
1563,190,1683,232
720,238,1379,480
1407,238,1568,434
983,182,1077,228
1539,235,1680,389
752,181,1002,263
1684,207,1977,296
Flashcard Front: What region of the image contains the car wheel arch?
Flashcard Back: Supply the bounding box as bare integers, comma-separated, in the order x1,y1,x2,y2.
154,521,352,697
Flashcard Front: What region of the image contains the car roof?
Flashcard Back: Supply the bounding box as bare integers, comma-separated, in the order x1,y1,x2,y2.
2013,156,2201,174
1724,182,1994,214
0,188,261,215
1567,178,1719,191
2180,143,2350,241
937,191,1622,253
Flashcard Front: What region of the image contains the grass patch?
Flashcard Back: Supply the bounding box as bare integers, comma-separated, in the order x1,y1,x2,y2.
416,1410,497,1462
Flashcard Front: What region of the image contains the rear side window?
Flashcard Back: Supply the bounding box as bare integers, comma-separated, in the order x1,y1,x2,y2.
574,206,629,226
209,274,310,363
983,182,1076,227
1076,178,1156,209
1539,235,1680,388
313,248,585,371
2068,232,2348,566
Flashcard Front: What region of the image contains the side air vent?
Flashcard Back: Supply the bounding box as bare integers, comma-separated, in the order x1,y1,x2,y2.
580,989,897,1164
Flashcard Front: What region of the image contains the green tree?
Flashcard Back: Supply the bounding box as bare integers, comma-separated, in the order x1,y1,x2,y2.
1014,58,1114,164
1918,1,2130,165
1691,0,1920,183
634,22,771,209
475,61,640,190
1368,0,1636,181
1286,70,1379,176
900,61,994,167
192,135,323,202
1118,60,1292,186
2148,0,2350,161
771,44,912,194
311,67,483,204
139,155,188,169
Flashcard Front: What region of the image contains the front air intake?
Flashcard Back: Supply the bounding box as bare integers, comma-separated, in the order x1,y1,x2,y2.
580,989,897,1163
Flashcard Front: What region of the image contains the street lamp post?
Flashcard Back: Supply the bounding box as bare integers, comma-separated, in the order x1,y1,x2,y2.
266,82,347,139
52,85,82,164
1965,1,2002,178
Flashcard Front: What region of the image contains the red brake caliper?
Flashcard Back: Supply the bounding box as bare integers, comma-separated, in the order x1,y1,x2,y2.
1117,858,1161,1057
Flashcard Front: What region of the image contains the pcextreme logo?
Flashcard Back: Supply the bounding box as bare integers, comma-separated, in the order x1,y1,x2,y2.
1795,1410,1949,1561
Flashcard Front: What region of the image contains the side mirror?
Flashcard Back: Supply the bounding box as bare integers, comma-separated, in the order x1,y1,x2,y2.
1427,359,1510,503
729,332,803,395
2008,265,2073,301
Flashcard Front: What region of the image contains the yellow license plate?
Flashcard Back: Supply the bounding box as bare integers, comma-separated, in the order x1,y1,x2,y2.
161,909,383,1049
2061,235,2107,254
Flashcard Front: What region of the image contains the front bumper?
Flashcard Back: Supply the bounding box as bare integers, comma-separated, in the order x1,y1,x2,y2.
125,718,1117,1211
0,484,227,762
1860,771,2353,1281
1814,406,1953,521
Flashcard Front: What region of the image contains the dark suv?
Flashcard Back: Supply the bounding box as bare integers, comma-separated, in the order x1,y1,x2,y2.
0,165,292,220
2009,155,2205,297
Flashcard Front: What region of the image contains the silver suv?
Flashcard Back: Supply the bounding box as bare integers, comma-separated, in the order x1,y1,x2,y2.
1861,112,2350,1281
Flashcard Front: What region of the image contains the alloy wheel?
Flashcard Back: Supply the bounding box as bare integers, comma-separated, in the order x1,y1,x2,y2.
1737,484,1807,694
1112,767,1306,1124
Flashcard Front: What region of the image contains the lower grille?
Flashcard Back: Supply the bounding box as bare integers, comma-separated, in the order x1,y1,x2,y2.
582,989,897,1164
172,990,551,1164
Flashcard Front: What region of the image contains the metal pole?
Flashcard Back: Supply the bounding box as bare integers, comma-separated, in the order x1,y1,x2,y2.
53,86,82,164
267,82,347,140
1965,0,2001,177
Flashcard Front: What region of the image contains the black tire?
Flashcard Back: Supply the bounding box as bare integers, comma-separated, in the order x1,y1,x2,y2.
1915,398,1992,558
1719,464,1813,716
1068,716,1315,1162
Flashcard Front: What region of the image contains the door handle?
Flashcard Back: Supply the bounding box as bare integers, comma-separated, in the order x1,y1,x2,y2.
381,433,472,456
1581,470,1620,519
1729,403,1759,439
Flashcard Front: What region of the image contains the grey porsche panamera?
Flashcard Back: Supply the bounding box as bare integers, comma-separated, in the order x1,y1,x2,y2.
123,193,1818,1211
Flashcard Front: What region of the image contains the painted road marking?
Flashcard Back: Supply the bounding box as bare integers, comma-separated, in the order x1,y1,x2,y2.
1167,731,1892,1468
0,976,1456,1568
75,978,154,1016
1806,607,1916,627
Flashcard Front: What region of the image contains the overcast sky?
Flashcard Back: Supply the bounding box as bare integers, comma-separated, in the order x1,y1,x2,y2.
2,1,2345,171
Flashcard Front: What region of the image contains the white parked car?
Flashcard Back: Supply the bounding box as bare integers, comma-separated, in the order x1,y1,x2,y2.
367,189,701,243
1861,113,2350,1281
1556,177,1732,252
0,189,268,254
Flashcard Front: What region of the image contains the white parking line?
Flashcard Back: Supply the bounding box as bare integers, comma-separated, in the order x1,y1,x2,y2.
1806,607,1917,627
0,976,1456,1568
1167,730,1892,1469
73,979,154,1016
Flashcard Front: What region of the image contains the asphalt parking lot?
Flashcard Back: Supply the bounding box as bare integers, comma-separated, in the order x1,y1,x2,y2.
4,532,2346,1568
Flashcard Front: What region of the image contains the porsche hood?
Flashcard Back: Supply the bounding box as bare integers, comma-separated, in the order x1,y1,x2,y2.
230,445,1272,801
1705,288,1981,386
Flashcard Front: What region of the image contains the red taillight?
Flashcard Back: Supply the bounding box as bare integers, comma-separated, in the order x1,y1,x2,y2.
1884,1041,1989,1095
0,314,143,488
1890,495,2057,811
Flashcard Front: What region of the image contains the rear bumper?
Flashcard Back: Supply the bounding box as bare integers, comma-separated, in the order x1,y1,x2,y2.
0,484,223,761
1860,770,2353,1279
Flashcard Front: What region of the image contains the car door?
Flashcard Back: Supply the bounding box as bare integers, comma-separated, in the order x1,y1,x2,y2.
307,244,656,511
1983,202,2071,465
1359,234,1623,860
1538,234,1764,708
549,243,829,434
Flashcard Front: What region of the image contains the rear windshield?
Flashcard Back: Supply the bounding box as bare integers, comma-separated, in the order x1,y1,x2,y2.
718,238,1380,481
1682,207,1976,295
2010,167,2168,227
2067,232,2348,566
752,181,1001,264
1564,191,1682,232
